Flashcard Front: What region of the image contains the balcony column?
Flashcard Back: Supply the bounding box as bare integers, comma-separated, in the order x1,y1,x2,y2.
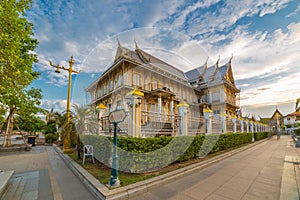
177,102,189,136
127,89,144,138
170,97,174,116
147,103,151,122
158,93,162,122
170,96,174,128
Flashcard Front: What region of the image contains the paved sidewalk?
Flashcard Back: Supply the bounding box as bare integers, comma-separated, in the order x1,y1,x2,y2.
0,146,95,200
1,136,299,200
130,135,300,200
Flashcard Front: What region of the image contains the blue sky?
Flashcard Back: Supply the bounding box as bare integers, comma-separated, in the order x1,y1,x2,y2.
27,0,300,117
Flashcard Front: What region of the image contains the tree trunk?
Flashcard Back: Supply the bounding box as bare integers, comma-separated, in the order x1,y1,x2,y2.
2,108,15,147
77,134,81,159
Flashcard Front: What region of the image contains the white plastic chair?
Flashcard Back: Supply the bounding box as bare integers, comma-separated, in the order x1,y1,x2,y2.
82,145,95,165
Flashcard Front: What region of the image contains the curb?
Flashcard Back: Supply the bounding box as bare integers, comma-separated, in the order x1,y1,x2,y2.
53,138,269,200
0,145,31,153
0,170,14,198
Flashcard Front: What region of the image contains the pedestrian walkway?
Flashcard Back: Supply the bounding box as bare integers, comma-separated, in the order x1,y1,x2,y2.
130,135,300,200
1,136,299,200
0,146,95,200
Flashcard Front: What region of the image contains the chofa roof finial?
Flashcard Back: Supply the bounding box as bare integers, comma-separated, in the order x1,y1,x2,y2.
216,55,220,68
134,37,139,49
116,35,121,46
229,53,233,63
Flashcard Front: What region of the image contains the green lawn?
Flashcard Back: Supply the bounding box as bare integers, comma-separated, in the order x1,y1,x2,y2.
68,141,252,188
69,152,158,186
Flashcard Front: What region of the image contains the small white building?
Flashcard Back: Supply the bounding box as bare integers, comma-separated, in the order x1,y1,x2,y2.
283,111,300,126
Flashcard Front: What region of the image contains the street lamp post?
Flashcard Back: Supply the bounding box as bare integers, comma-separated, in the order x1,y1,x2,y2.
49,56,80,153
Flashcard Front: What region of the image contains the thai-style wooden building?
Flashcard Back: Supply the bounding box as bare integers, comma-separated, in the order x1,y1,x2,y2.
85,41,268,137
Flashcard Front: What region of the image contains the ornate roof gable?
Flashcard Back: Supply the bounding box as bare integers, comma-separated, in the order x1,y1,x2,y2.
212,55,220,79
199,57,209,79
225,59,235,84
114,37,131,62
271,107,283,119
220,56,235,85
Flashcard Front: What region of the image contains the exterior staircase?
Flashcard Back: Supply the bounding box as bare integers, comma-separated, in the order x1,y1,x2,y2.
142,121,174,136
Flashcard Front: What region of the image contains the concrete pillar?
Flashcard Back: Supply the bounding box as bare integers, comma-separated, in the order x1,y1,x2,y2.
177,102,189,136
239,120,244,133
231,117,237,133
127,96,135,137
97,104,107,134
203,106,213,134
220,112,227,133
250,121,254,133
245,120,249,133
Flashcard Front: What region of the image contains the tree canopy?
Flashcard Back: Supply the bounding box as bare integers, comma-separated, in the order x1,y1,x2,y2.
0,0,39,106
0,0,42,146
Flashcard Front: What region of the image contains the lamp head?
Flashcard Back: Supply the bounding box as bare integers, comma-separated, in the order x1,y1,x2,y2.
55,68,61,73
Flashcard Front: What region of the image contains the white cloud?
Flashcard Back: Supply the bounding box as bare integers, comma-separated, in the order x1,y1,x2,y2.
259,0,291,16
167,0,293,36
41,99,67,112
286,4,300,18
27,0,300,117
171,0,220,28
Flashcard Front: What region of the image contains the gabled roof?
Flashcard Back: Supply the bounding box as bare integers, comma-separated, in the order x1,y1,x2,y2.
271,108,283,119
86,41,191,92
185,57,236,86
133,48,186,79
114,41,131,62
285,111,300,117
185,66,203,82
219,64,228,79
202,65,215,81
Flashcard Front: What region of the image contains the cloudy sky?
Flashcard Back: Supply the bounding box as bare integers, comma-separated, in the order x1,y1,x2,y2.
27,0,300,117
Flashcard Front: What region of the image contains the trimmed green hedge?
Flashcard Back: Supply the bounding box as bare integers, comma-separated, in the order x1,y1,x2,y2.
253,132,269,141
80,132,256,173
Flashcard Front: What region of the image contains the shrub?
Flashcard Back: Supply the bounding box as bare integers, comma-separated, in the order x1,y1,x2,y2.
80,132,253,172
285,124,292,128
253,132,269,141
294,128,300,136
45,133,54,143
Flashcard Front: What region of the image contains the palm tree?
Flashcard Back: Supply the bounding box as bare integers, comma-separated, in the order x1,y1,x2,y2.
296,98,300,111
72,104,99,159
